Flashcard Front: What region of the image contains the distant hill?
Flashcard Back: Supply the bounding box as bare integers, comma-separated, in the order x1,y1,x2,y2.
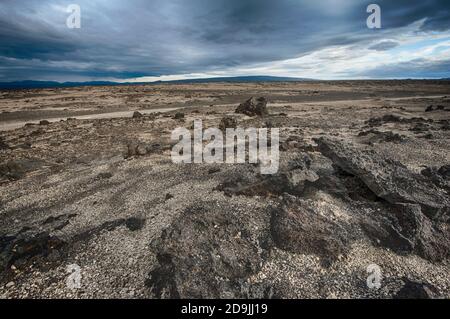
0,80,119,90
158,76,313,83
0,76,312,89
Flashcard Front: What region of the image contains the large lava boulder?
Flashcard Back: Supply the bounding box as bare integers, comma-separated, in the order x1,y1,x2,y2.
235,97,268,117
145,201,273,298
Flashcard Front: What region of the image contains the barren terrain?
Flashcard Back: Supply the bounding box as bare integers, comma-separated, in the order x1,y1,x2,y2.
0,81,449,299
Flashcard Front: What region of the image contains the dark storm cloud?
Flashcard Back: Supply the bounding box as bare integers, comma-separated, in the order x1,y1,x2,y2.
0,0,449,81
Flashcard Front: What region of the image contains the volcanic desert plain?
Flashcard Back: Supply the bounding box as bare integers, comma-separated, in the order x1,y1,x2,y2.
0,80,449,299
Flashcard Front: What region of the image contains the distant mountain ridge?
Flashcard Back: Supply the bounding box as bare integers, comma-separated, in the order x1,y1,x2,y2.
0,80,123,89
0,76,313,89
159,76,313,83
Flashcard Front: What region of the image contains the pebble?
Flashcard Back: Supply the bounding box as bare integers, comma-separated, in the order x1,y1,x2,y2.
6,281,15,288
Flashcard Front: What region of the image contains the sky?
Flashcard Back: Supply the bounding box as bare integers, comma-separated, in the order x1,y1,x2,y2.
0,0,449,82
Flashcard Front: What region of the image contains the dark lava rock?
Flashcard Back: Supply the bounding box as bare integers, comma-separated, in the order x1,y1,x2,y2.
394,278,440,299
43,213,77,225
359,208,414,254
235,97,268,117
365,114,402,126
13,142,32,150
132,111,143,118
270,196,352,266
0,137,9,150
208,167,221,174
216,156,318,198
392,204,450,262
437,164,450,179
315,137,450,220
41,213,77,232
125,217,145,231
425,105,446,112
0,232,66,279
39,120,50,125
145,201,272,298
420,133,434,139
97,172,113,179
328,166,382,201
1,217,146,281
308,169,448,261
358,129,404,143
125,141,148,158
421,165,450,192
0,159,42,181
165,193,174,201
219,116,238,131
358,203,445,258
173,112,185,120
440,119,450,131
365,114,432,127
280,136,303,151
409,122,430,133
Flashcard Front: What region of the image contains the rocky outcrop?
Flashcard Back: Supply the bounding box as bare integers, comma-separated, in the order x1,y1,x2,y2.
126,141,148,157
315,137,450,220
216,155,318,197
235,97,268,117
132,111,143,118
425,105,447,112
145,201,272,298
219,116,237,131
173,112,184,120
358,202,449,261
421,165,450,193
0,137,8,150
394,278,440,299
0,232,67,282
357,129,405,144
0,216,146,283
365,114,432,127
125,141,165,158
270,195,352,266
392,204,449,262
0,159,43,181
